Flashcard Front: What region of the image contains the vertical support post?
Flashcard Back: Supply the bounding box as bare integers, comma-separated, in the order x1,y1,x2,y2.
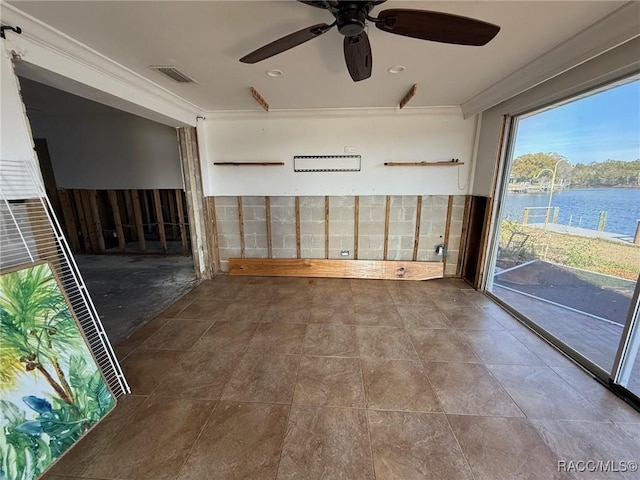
73,190,90,252
354,195,359,260
58,189,79,252
523,208,529,225
325,195,329,259
153,189,167,253
443,195,454,275
166,189,179,240
383,195,390,260
80,190,99,252
413,196,422,261
237,196,245,258
635,220,640,245
552,207,559,224
177,127,212,278
107,190,126,252
266,196,273,258
207,197,220,271
131,189,146,252
176,189,188,252
295,196,301,259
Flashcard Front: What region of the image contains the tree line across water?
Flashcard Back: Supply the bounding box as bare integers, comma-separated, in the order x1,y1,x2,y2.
510,153,640,188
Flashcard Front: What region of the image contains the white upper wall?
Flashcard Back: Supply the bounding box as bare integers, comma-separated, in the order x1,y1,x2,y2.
201,108,477,197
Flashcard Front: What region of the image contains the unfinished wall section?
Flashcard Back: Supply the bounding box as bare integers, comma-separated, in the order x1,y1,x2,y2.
212,194,467,275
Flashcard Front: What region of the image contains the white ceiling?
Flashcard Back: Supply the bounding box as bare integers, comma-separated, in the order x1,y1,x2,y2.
8,1,626,112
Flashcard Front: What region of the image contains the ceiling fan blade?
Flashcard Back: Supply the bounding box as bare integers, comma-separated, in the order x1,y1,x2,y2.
240,23,334,64
344,32,372,82
297,1,332,10
376,9,500,46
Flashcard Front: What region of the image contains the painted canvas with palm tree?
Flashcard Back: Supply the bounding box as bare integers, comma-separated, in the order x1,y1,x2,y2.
0,263,116,480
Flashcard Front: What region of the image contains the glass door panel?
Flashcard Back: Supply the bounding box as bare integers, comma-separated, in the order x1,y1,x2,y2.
487,77,640,376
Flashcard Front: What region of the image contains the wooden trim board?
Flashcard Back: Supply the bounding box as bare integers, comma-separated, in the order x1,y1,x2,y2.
229,258,444,281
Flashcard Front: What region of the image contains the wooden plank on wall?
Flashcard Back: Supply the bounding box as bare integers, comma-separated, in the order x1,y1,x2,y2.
107,190,126,251
383,195,391,260
207,197,220,271
131,189,146,252
413,196,423,261
176,189,188,253
229,258,444,281
237,196,245,258
325,195,329,259
72,190,90,252
443,195,454,275
153,189,168,253
58,189,79,252
79,190,98,252
265,196,273,258
295,196,301,259
457,195,471,276
88,190,106,252
354,196,359,260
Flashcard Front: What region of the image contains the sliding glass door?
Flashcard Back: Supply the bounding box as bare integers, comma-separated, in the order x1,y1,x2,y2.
485,74,640,396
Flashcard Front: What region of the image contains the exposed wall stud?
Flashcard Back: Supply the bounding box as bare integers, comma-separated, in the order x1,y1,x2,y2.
266,196,273,258
413,196,423,261
295,196,301,258
80,190,99,252
58,189,79,252
107,190,126,251
237,196,245,258
383,195,391,260
208,197,220,271
399,84,418,109
354,196,359,260
73,190,90,252
458,195,471,276
443,195,454,275
166,189,178,240
131,189,146,252
325,196,330,259
153,189,167,253
175,189,188,252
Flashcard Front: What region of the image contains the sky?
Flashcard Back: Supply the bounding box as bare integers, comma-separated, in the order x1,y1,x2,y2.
512,79,640,164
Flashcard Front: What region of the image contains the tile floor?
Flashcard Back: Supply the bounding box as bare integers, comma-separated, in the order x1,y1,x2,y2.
43,276,640,480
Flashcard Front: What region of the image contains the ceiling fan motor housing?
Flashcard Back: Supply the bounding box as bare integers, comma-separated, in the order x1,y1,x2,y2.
336,3,372,37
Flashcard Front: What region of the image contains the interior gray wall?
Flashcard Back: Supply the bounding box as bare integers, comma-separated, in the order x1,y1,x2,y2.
20,78,183,190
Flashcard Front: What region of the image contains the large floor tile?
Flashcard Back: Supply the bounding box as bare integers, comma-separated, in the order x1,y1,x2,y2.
396,305,451,329
509,330,576,368
444,307,506,330
116,316,171,349
309,303,355,324
616,423,640,445
262,302,312,323
425,362,523,416
46,395,148,476
303,324,359,357
361,358,441,412
448,415,572,480
551,365,640,424
488,364,609,421
408,328,481,363
293,356,364,407
368,410,473,480
120,349,184,395
354,304,403,326
191,321,259,353
138,318,211,351
458,330,544,365
222,353,299,403
277,406,374,480
351,286,394,305
356,326,419,360
83,396,215,480
176,297,232,320
221,301,269,322
248,323,307,354
532,419,640,479
177,402,289,480
154,349,242,399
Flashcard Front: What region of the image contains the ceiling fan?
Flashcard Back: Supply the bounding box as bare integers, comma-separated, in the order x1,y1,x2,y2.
240,1,500,82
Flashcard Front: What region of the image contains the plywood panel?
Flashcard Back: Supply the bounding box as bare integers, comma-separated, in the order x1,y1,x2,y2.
229,258,444,281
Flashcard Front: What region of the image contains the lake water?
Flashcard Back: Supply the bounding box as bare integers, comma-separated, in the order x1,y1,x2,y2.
501,188,640,237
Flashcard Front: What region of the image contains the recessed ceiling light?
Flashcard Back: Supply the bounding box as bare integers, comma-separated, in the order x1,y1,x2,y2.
388,65,406,74
266,69,283,77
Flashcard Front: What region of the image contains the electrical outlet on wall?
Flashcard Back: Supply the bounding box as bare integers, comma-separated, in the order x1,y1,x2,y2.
340,250,350,256
344,146,356,154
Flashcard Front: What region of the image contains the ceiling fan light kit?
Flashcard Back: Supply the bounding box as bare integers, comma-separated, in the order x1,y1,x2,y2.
239,1,500,82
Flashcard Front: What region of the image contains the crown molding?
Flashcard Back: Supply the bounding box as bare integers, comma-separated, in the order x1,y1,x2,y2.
461,1,640,118
1,3,204,126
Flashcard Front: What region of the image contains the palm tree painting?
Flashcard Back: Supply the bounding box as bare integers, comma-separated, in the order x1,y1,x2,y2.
0,263,116,480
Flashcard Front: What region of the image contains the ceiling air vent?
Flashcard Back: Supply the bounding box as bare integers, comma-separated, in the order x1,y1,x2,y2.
149,66,196,84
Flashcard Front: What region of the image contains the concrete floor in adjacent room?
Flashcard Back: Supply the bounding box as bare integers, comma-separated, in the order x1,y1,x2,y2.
75,254,198,345
42,276,640,480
